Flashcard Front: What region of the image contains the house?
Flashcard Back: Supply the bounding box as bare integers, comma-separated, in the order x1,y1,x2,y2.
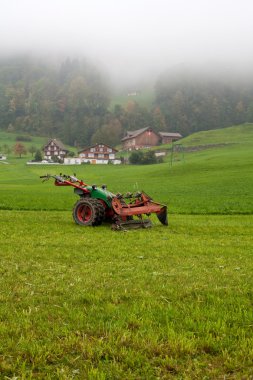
64,143,120,165
43,139,68,160
121,127,160,150
159,132,182,144
79,143,118,162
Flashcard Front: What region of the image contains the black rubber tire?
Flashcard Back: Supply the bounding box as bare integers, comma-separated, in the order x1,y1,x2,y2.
72,198,105,226
91,199,105,226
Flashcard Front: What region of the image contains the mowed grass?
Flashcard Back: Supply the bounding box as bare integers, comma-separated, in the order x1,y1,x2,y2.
0,124,253,378
0,211,252,379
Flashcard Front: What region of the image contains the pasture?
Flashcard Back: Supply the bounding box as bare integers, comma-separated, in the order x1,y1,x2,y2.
0,124,253,379
109,88,155,110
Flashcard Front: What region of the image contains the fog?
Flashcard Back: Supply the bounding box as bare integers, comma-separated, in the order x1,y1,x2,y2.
1,0,253,87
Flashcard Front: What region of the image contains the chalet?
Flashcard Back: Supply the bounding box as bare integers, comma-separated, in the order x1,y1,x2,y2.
121,127,160,150
79,143,117,161
159,132,182,144
43,139,68,160
64,143,119,165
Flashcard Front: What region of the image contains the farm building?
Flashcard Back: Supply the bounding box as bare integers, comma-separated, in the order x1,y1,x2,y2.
159,132,182,144
121,127,160,150
43,139,68,160
121,127,182,150
64,143,120,165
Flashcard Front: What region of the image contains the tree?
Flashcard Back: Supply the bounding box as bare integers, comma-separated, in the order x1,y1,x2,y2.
129,150,158,165
122,101,152,132
155,68,253,135
2,144,11,154
235,100,245,124
142,150,157,164
91,118,122,146
129,150,144,164
152,106,167,131
0,56,111,146
28,145,37,157
34,149,42,161
13,142,27,158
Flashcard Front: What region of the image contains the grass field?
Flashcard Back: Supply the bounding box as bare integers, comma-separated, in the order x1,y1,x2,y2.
1,128,253,214
0,124,253,379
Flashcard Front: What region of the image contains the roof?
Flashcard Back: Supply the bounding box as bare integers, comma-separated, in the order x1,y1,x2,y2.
78,143,118,154
121,127,154,142
44,138,68,151
159,132,182,138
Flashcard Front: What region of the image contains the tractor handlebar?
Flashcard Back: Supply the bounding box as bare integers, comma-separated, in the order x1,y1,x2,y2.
40,174,64,182
40,174,87,186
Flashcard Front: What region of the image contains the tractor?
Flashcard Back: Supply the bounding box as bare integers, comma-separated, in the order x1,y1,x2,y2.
40,174,168,229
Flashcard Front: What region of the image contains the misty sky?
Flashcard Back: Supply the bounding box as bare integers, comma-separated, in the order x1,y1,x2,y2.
1,0,253,85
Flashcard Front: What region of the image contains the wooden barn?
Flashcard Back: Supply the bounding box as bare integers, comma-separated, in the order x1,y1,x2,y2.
159,132,182,144
121,127,160,150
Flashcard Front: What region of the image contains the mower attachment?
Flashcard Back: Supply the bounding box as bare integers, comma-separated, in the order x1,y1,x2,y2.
112,192,168,226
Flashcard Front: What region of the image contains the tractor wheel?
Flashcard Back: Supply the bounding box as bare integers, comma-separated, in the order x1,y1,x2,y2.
91,199,105,226
72,199,105,226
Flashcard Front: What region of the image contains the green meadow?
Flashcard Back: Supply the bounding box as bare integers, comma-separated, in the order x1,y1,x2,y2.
0,124,253,379
110,88,155,110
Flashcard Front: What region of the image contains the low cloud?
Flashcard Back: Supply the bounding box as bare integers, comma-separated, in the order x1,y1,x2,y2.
1,0,253,85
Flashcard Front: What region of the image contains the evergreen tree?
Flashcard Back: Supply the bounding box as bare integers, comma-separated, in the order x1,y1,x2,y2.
34,149,42,161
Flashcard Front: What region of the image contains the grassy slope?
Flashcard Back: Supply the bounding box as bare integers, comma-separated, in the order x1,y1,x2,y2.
0,130,47,150
0,130,75,155
179,123,253,146
0,124,253,378
1,124,253,214
109,88,155,110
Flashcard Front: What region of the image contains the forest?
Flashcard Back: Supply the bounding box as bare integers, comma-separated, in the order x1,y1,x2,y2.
1,55,253,147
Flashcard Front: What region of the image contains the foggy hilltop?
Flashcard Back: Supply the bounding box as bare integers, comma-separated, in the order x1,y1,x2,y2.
0,0,253,146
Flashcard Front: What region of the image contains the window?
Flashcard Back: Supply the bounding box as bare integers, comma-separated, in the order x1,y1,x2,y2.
90,148,95,152
99,148,103,152
88,153,94,158
98,154,104,158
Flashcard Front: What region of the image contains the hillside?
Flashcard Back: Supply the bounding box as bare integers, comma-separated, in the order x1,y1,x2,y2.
0,130,75,157
0,123,253,215
110,88,155,110
178,123,253,146
0,130,47,149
